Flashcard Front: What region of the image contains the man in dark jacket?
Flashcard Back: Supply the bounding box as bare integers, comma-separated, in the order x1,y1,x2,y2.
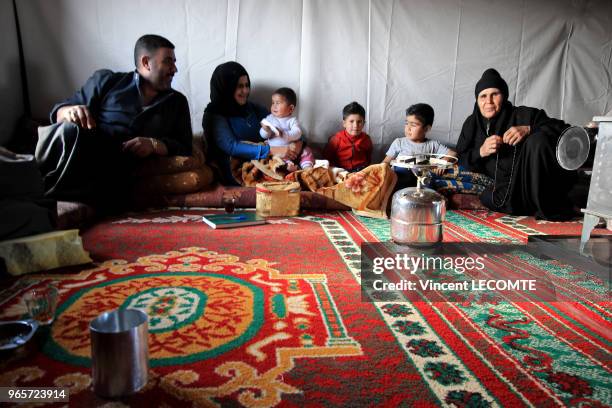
35,34,192,208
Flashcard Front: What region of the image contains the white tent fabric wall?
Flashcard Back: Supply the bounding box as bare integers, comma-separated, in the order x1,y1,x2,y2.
12,0,612,160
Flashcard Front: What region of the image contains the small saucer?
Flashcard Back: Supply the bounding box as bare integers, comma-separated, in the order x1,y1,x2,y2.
0,320,39,350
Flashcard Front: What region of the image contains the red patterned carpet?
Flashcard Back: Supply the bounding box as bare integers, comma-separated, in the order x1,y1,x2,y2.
0,209,610,407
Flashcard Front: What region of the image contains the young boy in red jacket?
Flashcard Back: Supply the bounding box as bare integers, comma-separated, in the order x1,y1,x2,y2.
324,102,373,172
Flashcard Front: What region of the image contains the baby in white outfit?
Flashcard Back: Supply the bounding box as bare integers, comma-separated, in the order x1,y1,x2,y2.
259,87,314,171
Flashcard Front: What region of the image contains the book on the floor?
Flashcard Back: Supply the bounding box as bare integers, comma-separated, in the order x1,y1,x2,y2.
202,212,267,229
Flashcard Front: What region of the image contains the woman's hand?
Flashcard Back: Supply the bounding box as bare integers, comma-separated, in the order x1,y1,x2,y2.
286,162,298,172
284,141,303,162
479,135,503,158
269,141,302,161
502,126,530,146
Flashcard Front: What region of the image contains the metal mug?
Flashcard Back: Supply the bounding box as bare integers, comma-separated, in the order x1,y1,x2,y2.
90,309,149,398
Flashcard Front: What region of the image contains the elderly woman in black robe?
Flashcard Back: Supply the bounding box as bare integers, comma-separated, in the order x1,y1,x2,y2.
456,68,579,220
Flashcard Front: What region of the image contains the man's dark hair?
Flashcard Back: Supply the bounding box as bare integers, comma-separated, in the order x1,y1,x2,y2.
342,101,366,120
134,34,175,67
273,87,297,106
406,103,434,127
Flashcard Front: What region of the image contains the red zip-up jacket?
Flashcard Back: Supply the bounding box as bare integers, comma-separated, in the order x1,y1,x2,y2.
324,130,373,171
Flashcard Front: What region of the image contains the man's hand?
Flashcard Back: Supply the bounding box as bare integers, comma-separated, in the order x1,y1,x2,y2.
502,126,530,146
479,135,503,158
122,137,156,158
57,105,96,129
432,168,446,176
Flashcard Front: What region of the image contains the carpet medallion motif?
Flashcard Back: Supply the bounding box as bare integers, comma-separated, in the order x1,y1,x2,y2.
1,243,362,407
46,271,265,366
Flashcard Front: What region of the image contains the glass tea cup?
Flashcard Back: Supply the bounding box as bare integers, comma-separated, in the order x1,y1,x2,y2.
222,195,236,213
24,284,59,325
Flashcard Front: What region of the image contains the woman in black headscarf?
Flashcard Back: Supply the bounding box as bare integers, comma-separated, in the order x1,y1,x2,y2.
456,68,579,220
202,61,271,184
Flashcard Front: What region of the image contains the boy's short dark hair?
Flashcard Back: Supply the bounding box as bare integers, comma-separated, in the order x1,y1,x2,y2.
406,103,434,127
342,101,366,120
273,87,297,106
134,34,175,68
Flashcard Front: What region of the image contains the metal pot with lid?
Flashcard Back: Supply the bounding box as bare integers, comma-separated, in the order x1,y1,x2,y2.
389,153,456,246
391,187,445,245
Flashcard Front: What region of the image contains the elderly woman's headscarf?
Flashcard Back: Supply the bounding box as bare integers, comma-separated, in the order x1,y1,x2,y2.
204,61,250,117
474,68,509,100
468,68,516,137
